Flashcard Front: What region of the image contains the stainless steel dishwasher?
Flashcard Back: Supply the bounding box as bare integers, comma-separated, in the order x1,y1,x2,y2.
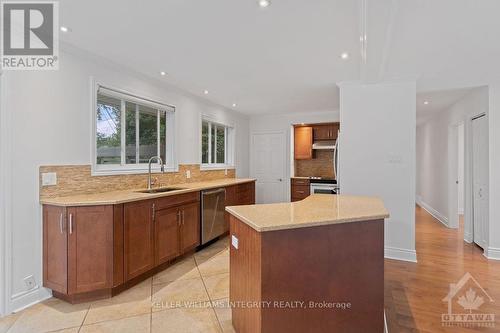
201,188,226,245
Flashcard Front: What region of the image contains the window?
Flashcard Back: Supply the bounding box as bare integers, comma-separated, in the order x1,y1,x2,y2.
201,119,234,168
94,85,175,174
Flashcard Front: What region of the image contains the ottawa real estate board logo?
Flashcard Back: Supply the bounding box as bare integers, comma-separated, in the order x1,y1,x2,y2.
1,1,59,70
442,272,495,328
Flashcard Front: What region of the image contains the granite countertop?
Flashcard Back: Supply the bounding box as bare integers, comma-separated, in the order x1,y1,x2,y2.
40,178,256,207
225,194,389,232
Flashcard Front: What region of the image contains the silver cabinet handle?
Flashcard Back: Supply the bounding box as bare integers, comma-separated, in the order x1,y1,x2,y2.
59,213,63,234
69,213,73,234
152,203,156,222
297,191,304,194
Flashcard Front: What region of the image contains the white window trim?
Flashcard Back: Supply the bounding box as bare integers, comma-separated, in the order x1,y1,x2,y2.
199,115,235,171
90,78,177,176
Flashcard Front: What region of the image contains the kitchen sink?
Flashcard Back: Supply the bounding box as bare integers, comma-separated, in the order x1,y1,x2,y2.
136,187,185,194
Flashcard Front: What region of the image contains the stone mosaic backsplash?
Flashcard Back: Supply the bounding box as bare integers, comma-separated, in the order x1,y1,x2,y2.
39,164,235,199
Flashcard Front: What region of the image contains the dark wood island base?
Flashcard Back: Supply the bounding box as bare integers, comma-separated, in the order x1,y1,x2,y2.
229,214,385,333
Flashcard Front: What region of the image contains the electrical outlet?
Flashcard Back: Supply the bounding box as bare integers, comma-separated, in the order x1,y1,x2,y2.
41,172,57,186
224,169,228,176
24,275,37,290
186,170,191,179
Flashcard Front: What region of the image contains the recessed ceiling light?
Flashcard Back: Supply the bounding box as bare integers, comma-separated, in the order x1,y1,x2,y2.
232,103,237,107
160,71,166,76
60,26,70,32
424,101,429,105
258,0,271,8
340,52,349,60
204,90,209,95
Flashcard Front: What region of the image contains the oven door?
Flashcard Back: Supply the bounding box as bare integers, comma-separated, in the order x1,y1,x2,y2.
310,184,338,195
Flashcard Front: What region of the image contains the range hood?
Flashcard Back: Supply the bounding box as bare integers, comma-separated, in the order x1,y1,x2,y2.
312,140,336,150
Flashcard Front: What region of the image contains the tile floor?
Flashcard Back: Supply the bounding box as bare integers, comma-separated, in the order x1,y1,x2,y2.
0,237,234,333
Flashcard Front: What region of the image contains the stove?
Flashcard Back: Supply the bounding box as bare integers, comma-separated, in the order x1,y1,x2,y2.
307,177,339,194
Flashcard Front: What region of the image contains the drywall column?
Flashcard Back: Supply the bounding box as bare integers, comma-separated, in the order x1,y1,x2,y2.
339,81,417,262
487,85,500,259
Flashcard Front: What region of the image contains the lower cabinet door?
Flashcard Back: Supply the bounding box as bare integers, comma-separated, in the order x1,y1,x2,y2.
124,200,155,281
181,202,200,252
43,205,68,294
67,206,113,294
155,207,181,265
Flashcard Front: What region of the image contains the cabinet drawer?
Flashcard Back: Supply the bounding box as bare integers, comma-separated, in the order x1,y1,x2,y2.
155,191,200,210
291,185,310,200
291,178,310,186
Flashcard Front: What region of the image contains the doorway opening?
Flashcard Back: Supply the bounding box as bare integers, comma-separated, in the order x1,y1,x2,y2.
448,114,489,252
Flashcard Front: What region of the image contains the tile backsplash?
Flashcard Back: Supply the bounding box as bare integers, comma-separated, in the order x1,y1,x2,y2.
39,164,235,199
295,150,334,178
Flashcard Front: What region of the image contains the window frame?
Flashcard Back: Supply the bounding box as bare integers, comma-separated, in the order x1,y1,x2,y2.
91,80,177,176
200,115,235,170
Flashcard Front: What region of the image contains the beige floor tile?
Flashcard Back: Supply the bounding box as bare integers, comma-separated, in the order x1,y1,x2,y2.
80,313,150,333
203,273,229,300
0,311,20,333
152,278,210,311
153,256,200,285
152,307,221,333
197,250,229,277
49,327,80,333
194,240,228,265
212,299,235,333
7,298,89,333
84,283,152,325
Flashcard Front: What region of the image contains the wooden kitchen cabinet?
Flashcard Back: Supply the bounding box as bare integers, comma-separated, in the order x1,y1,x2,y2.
291,178,310,202
43,181,255,303
124,200,155,281
43,205,68,294
224,182,256,229
154,206,181,265
67,206,113,294
294,126,313,160
180,202,200,252
313,123,339,141
43,204,114,301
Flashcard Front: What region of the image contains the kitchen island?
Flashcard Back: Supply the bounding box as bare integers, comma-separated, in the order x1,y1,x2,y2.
226,194,389,333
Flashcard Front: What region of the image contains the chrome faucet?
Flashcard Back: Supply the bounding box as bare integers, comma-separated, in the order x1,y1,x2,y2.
147,156,165,190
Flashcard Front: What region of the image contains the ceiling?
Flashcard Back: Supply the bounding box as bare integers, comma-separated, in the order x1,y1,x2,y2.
59,0,500,116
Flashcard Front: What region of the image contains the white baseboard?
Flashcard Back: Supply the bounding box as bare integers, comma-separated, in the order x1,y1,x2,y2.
8,287,51,315
415,198,449,227
484,247,500,261
463,231,473,243
384,246,417,263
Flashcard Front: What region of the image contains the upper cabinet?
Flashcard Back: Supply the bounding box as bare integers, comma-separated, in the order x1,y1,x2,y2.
294,126,313,160
313,123,339,141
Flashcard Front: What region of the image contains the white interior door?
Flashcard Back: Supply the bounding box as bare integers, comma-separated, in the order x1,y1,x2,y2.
251,132,286,204
472,115,489,249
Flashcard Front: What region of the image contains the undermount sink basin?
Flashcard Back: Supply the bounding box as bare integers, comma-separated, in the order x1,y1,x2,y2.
136,187,185,194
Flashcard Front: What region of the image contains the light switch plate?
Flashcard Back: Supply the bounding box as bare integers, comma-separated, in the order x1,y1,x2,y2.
41,172,57,186
231,235,239,249
186,170,191,179
224,169,228,176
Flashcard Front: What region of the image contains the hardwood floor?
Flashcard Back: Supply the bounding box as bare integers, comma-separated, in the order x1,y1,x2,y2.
385,206,500,332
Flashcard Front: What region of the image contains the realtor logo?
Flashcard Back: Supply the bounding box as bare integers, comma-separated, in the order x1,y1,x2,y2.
1,1,59,70
442,272,495,328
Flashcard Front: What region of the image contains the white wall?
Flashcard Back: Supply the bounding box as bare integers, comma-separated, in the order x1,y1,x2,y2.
487,85,500,259
249,110,339,202
457,124,465,214
0,47,249,314
415,87,488,230
339,81,417,262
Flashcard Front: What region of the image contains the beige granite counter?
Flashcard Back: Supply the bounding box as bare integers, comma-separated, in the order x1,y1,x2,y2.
40,178,255,207
225,194,389,232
